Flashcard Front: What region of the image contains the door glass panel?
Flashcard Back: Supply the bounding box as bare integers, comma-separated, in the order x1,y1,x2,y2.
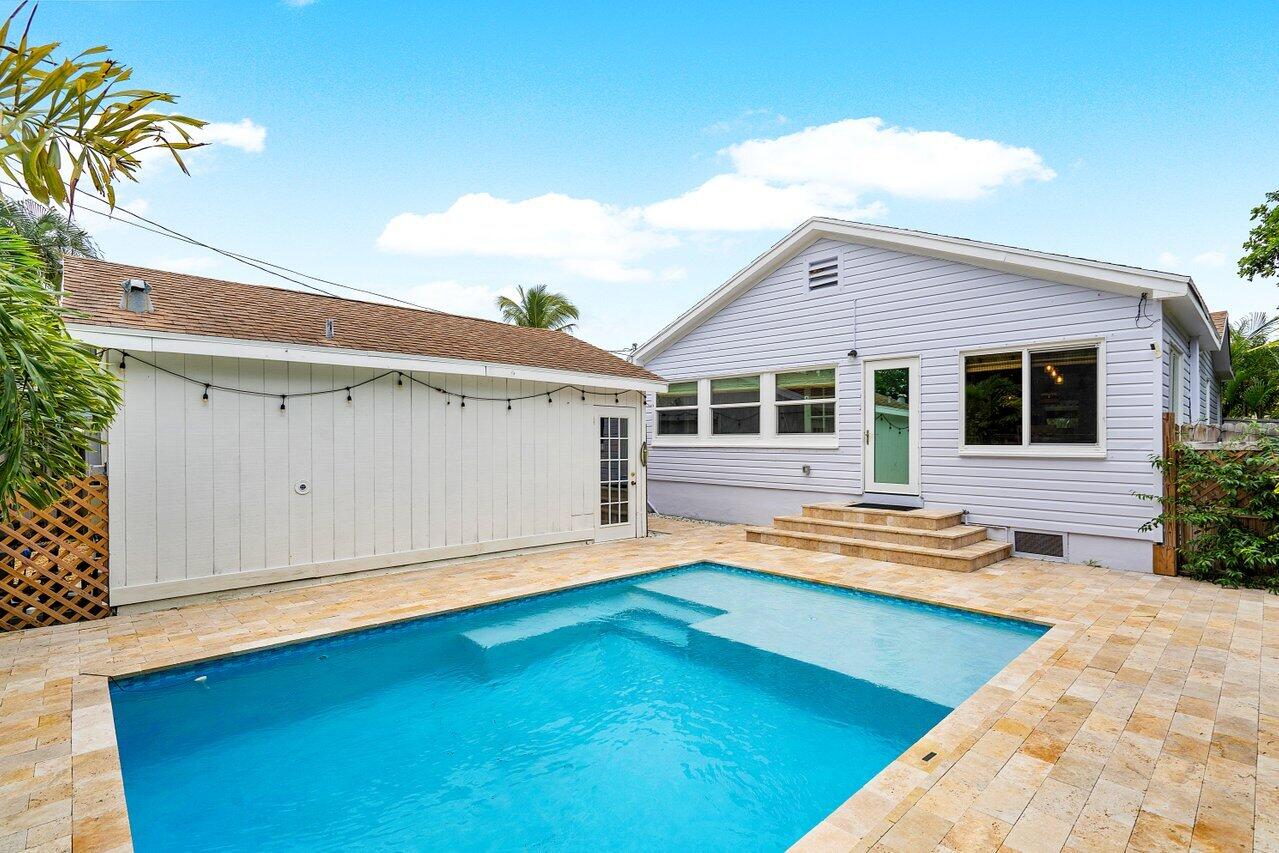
599,416,630,525
872,367,910,486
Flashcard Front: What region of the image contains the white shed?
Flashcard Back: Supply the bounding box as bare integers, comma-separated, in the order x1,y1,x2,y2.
63,257,665,608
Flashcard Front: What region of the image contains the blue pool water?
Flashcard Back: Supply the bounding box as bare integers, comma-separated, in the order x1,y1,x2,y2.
110,563,1047,852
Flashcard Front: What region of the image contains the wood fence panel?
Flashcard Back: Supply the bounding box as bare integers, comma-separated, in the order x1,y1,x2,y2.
1,476,109,631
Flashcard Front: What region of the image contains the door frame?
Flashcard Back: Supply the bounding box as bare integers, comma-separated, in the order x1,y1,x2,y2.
861,355,921,496
593,405,641,542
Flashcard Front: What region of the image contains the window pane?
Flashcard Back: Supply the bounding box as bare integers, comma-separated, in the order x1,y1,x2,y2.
964,352,1022,446
1031,348,1098,444
778,402,835,434
711,376,760,405
656,381,697,408
712,406,760,434
657,409,698,435
776,368,836,401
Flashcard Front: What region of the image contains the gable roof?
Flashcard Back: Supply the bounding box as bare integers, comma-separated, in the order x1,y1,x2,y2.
635,218,1224,365
1211,311,1229,337
62,257,661,385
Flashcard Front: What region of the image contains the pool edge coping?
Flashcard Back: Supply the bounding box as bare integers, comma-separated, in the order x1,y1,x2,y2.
69,551,1078,852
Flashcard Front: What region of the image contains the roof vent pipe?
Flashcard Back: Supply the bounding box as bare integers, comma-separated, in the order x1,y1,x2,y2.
119,278,154,314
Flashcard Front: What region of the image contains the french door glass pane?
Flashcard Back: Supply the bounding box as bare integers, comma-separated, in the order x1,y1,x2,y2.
599,417,630,524
1030,348,1098,444
872,367,910,485
964,351,1022,445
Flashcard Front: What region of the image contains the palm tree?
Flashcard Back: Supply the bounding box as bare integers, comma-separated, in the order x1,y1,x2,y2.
0,196,100,283
496,284,580,332
1222,312,1279,418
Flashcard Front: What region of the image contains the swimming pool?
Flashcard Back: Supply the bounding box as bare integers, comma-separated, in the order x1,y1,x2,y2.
110,562,1047,851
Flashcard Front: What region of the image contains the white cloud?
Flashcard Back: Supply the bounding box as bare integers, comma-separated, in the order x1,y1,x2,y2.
702,108,789,136
192,119,267,153
377,192,677,282
378,116,1054,276
400,280,515,319
1157,252,1181,268
644,173,886,232
1192,250,1227,267
726,117,1055,201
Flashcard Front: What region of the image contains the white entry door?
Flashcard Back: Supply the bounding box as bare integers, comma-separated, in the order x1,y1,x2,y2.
862,356,921,495
595,408,639,541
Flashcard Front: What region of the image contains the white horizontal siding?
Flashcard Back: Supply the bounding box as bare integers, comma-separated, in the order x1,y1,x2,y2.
108,356,642,597
644,237,1162,541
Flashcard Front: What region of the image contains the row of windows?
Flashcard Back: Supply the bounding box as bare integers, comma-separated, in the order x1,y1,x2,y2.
655,343,1104,450
655,368,837,437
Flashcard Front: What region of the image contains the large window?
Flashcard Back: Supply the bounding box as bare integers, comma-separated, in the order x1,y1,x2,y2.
711,375,760,435
776,368,836,434
655,381,698,435
961,343,1102,452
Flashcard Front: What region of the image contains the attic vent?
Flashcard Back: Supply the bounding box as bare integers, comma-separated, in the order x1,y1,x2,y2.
119,278,154,314
1013,530,1065,558
325,319,335,339
807,256,839,290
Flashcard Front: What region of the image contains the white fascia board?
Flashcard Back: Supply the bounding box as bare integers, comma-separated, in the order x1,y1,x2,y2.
636,217,1193,364
68,324,666,392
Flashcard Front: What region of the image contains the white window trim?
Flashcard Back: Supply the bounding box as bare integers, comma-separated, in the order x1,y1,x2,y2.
652,365,839,449
1168,344,1185,425
654,381,699,438
957,337,1107,459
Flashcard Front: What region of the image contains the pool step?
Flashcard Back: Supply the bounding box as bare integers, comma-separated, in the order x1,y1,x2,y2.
772,515,990,550
801,503,965,530
746,503,1012,572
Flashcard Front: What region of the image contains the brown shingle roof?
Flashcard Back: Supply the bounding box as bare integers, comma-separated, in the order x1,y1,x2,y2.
1210,310,1229,338
61,257,661,384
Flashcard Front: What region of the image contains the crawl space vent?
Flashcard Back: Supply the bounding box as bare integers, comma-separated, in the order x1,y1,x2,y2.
807,256,839,290
1014,530,1065,558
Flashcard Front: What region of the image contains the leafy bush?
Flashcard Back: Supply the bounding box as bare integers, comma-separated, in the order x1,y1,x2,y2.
1141,435,1279,591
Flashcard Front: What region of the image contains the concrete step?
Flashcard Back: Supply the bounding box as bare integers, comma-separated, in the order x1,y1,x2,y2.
744,526,1012,572
801,502,965,531
772,515,990,550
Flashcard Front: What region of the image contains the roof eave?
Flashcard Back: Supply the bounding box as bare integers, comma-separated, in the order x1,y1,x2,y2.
68,323,668,392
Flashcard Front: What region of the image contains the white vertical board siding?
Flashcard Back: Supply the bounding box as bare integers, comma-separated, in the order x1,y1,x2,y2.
108,356,641,601
643,237,1162,541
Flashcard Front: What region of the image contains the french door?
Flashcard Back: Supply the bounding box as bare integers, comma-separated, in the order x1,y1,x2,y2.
595,409,639,541
862,356,921,495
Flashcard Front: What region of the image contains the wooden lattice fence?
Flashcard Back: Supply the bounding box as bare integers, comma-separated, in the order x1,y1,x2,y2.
2,476,109,631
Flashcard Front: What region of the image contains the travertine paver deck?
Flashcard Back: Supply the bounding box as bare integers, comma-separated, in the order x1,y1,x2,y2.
1,518,1274,851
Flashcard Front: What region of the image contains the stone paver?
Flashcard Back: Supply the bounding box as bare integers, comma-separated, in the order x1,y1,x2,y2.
0,518,1273,851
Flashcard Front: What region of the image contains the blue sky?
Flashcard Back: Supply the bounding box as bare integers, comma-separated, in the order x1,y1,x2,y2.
44,1,1279,348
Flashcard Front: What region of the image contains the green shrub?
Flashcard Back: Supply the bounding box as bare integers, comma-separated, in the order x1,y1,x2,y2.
1141,435,1279,592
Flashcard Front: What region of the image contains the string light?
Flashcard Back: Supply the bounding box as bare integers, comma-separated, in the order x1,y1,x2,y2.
105,350,635,409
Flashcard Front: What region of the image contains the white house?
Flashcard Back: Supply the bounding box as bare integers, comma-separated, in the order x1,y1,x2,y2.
63,257,666,609
635,219,1231,573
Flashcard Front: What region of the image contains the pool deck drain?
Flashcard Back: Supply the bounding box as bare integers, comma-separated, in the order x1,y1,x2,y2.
0,515,1274,851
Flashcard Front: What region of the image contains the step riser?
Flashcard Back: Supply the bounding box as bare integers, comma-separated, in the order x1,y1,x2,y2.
801,505,963,531
744,529,1011,573
773,518,988,550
